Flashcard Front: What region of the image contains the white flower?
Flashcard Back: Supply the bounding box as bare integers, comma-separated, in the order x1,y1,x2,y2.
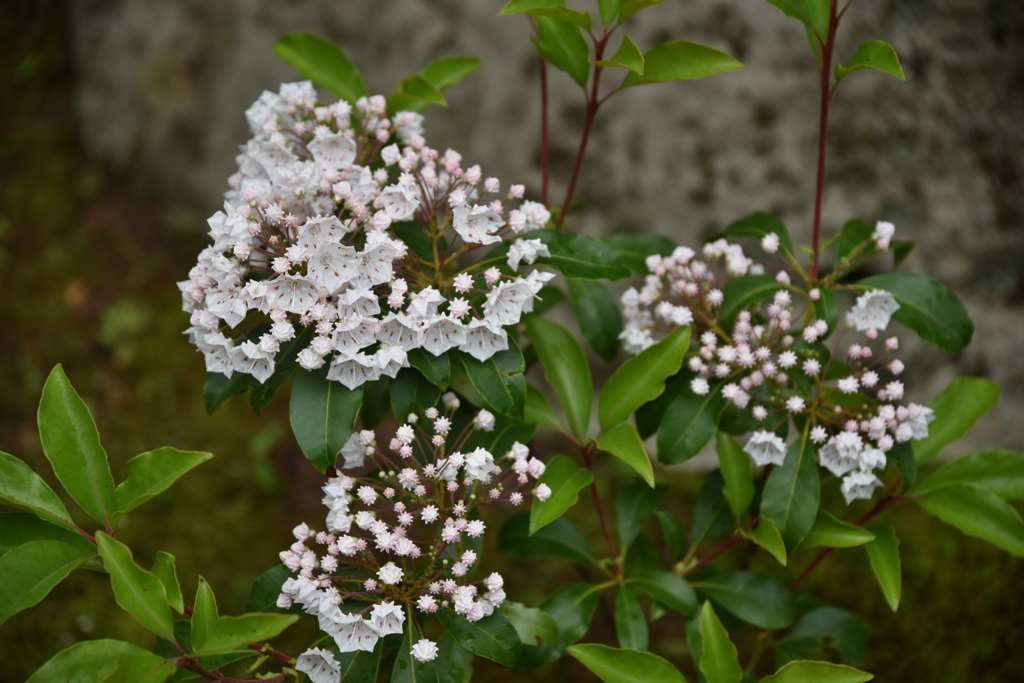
412,639,439,663
818,432,863,477
761,232,780,254
873,220,895,250
334,612,381,653
518,200,550,229
453,203,504,245
841,470,884,504
474,409,496,432
846,290,900,331
507,238,551,271
905,404,935,440
370,601,405,636
691,378,710,395
340,432,366,469
460,318,509,361
464,448,496,481
377,563,403,585
295,648,341,683
743,431,787,467
534,484,552,501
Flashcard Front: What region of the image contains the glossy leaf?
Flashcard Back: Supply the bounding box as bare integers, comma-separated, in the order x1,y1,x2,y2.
622,41,743,88
203,371,249,414
99,653,173,683
274,32,368,102
112,447,212,524
863,525,901,612
502,601,559,647
832,219,872,273
333,636,384,683
721,211,795,255
720,275,780,331
604,232,676,274
775,607,867,668
689,470,733,551
290,366,363,473
616,481,667,551
0,450,75,530
498,512,595,565
246,565,305,615
530,454,594,534
599,424,655,487
889,441,917,491
391,367,444,420
525,316,592,441
795,510,875,550
96,532,175,643
654,511,686,561
763,0,830,40
614,587,649,650
632,570,699,617
517,583,603,668
525,383,563,432
854,273,974,355
26,639,161,683
593,34,644,74
567,644,687,683
693,572,795,629
506,229,631,280
761,430,819,550
420,55,482,92
597,0,623,25
658,381,726,465
916,484,1024,557
912,377,1001,465
248,324,313,413
437,610,523,666
813,288,839,334
916,449,1024,499
620,0,667,20
361,377,392,429
0,512,94,558
891,239,915,268
600,327,690,430
716,433,753,519
500,0,591,30
408,348,451,389
38,365,116,528
436,632,473,683
699,601,742,683
568,278,623,361
151,551,183,614
739,517,787,566
393,614,437,683
0,539,93,624
834,40,905,83
533,15,591,87
388,74,447,113
761,661,873,683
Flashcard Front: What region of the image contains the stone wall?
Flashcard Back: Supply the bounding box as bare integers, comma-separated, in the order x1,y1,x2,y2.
70,0,1024,452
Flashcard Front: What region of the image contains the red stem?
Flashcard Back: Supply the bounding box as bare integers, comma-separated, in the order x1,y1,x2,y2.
539,57,550,206
580,443,620,575
809,0,839,281
176,658,285,683
683,517,759,577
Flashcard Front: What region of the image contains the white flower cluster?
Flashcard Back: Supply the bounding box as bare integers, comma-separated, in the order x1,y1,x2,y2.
180,82,554,389
277,398,547,669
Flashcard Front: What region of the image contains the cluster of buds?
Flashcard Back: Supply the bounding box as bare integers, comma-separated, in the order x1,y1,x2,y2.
180,81,555,389
279,397,548,673
619,224,935,503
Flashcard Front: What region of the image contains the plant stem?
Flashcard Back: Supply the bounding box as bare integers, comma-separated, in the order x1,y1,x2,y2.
809,0,840,281
181,604,294,665
682,517,758,577
580,442,620,575
175,658,286,683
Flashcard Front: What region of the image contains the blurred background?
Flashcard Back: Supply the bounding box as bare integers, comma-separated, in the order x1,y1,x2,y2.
1,0,1022,680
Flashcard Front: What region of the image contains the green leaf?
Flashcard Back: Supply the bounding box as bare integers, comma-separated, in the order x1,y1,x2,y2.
616,480,666,551
498,229,630,280
593,34,644,75
99,653,173,683
795,510,875,550
720,274,781,331
151,551,183,614
916,449,1024,500
614,587,649,650
190,577,217,653
407,348,451,390
832,219,872,273
96,532,175,643
517,583,603,668
916,484,1024,557
739,517,787,566
716,433,753,519
632,570,699,617
763,0,830,40
274,32,368,102
248,324,313,414
525,383,563,432
597,0,624,25
498,512,595,565
437,610,523,667
692,572,795,629
454,346,526,421
393,611,438,683
620,0,667,21
335,636,384,683
775,607,867,668
604,232,677,274
203,371,249,414
912,377,1001,465
197,612,298,657
420,55,482,92
38,365,116,528
0,539,93,624
761,430,819,550
361,377,392,429
567,644,687,683
525,316,592,441
0,512,94,558
532,285,566,316
622,41,743,88
502,601,559,647
388,74,447,114
689,470,733,551
834,40,905,84
533,15,591,87
891,239,914,268
0,450,75,530
600,327,691,430
289,366,362,473
599,424,656,487
813,288,839,334
761,661,873,683
500,0,592,30
529,454,594,534
654,511,686,561
699,601,742,683
567,278,623,361
853,273,974,355
391,367,443,420
659,383,727,465
26,639,162,683
436,632,473,683
245,565,304,615
721,211,795,255
112,448,212,524
863,525,901,612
